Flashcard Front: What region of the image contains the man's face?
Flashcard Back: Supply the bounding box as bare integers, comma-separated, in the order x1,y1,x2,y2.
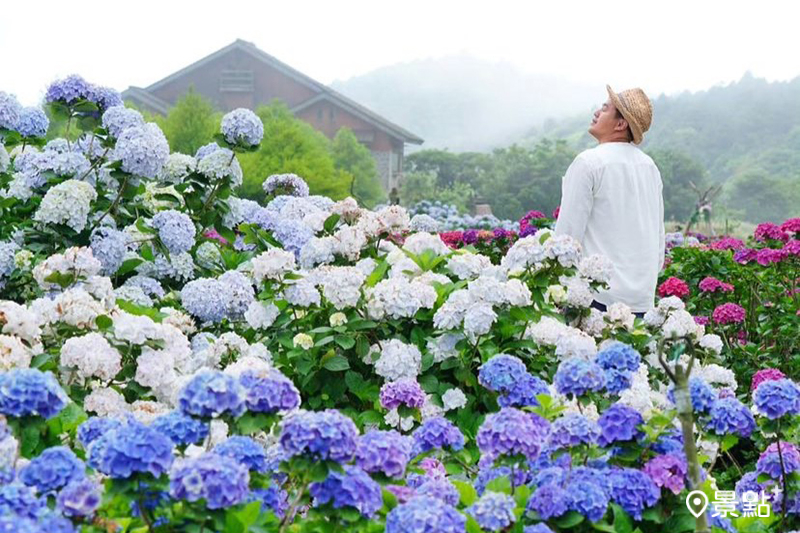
588,97,627,141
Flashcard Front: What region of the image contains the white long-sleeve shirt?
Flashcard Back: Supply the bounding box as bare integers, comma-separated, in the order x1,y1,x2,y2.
554,142,665,312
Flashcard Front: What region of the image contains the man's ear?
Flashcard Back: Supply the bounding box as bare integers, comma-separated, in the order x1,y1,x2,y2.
616,117,629,132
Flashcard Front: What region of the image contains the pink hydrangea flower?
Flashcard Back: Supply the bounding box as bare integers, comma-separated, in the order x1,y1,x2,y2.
203,228,229,246
780,218,800,234
782,240,800,257
657,277,690,299
754,223,789,243
694,315,710,325
750,368,786,392
552,206,560,219
755,248,788,266
698,277,734,293
710,237,745,251
712,303,746,324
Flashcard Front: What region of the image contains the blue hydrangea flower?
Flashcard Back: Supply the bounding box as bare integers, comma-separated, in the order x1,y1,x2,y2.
309,465,383,517
753,379,800,419
756,448,800,480
528,483,570,519
411,416,465,456
178,370,246,418
498,372,550,408
90,227,128,275
0,482,44,519
668,377,717,414
248,486,289,518
549,413,600,449
123,275,165,299
57,477,102,517
595,342,641,373
0,369,69,419
356,429,412,478
16,107,49,138
180,278,233,323
0,516,39,533
113,123,170,178
475,466,530,495
273,218,314,256
34,510,76,533
478,354,528,393
101,106,144,138
214,436,268,473
652,428,683,454
385,496,465,533
603,368,634,395
45,75,92,104
221,108,264,147
0,91,23,129
416,477,460,506
19,446,85,494
169,452,250,510
89,420,174,478
597,403,644,446
77,417,122,448
151,410,209,446
152,210,196,254
477,408,547,463
263,173,310,197
706,397,756,437
608,468,660,520
467,492,517,531
524,525,555,533
566,480,609,522
240,369,301,413
219,270,255,319
734,471,761,498
554,358,606,397
279,409,358,463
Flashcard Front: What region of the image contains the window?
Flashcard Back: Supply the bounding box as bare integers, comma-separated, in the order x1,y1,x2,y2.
219,70,254,92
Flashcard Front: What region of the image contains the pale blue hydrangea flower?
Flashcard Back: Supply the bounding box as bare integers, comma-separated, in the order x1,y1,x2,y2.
221,108,264,147
123,275,165,299
180,278,232,323
15,107,49,138
219,270,254,319
113,285,152,307
0,144,9,173
45,75,92,104
0,91,22,130
113,123,170,178
90,227,128,275
197,146,243,187
467,492,517,532
151,210,196,254
263,174,310,197
102,106,144,138
0,241,19,283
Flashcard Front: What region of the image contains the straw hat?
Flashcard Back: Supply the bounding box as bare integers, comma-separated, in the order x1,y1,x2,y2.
606,85,653,144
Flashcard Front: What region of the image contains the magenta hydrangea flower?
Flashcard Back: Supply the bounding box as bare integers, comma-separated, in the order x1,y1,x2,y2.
733,248,757,264
754,223,789,243
755,248,788,266
712,303,746,325
657,277,690,299
751,368,786,392
710,237,745,251
694,315,710,326
643,454,687,494
783,240,800,257
698,277,734,293
780,218,800,234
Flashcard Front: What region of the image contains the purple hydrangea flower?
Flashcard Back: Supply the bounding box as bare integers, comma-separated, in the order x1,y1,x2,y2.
214,436,268,473
19,446,85,494
279,409,358,463
101,106,144,138
180,278,233,323
706,397,756,437
45,75,92,105
734,471,762,498
380,378,426,410
152,210,196,254
385,496,466,533
263,173,310,197
597,403,644,446
549,413,600,449
221,108,264,147
554,358,606,397
273,218,314,256
467,492,517,531
178,370,246,418
643,454,688,494
151,410,209,446
566,479,609,522
411,416,465,456
0,91,22,130
0,368,69,419
248,486,288,518
169,453,250,509
668,377,718,414
756,443,800,479
89,421,174,478
90,227,129,275
57,478,102,517
528,483,570,519
16,107,49,138
498,373,550,408
113,123,170,178
416,477,460,506
478,354,528,393
240,369,301,413
595,342,641,372
608,468,660,520
356,430,412,478
309,465,383,517
753,379,800,419
477,408,547,463
524,525,555,533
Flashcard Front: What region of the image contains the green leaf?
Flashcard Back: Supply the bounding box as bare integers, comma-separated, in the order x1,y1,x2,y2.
452,480,478,506
720,434,739,453
366,259,389,287
116,258,143,276
465,516,485,533
485,475,512,495
554,511,585,529
323,213,341,234
310,461,330,482
95,315,113,330
334,335,356,350
323,355,350,372
612,503,633,533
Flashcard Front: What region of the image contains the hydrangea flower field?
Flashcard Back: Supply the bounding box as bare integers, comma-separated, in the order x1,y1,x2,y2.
0,77,799,533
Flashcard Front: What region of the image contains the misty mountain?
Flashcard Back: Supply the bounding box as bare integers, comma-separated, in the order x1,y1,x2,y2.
330,55,599,152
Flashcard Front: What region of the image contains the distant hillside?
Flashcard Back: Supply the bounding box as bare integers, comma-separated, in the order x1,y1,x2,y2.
331,55,598,152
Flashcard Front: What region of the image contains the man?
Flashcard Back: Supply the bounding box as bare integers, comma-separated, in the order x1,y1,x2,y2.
554,85,665,313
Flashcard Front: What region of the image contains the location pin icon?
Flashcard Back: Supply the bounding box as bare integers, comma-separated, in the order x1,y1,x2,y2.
686,490,709,518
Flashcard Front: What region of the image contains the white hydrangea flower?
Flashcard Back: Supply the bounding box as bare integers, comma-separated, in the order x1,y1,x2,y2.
244,301,280,330
464,303,497,340
467,276,508,305
578,254,613,283
331,197,362,222
0,433,18,472
698,334,724,355
545,284,567,304
525,316,568,346
160,307,196,335
33,247,102,290
427,333,464,363
84,386,129,417
366,277,437,320
60,333,121,381
205,332,251,367
433,289,472,330
0,334,32,371
135,347,177,389
657,296,685,312
33,179,97,232
112,312,163,345
329,312,348,327
223,355,273,377
333,226,367,261
53,289,105,329
389,257,422,279
130,400,170,425
299,237,336,269
442,388,467,411
374,339,421,381
696,363,737,391
283,279,321,307
501,235,546,273
251,249,296,282
0,301,42,343
402,232,450,257
421,395,445,420
317,266,366,310
384,408,414,432
415,271,451,287
354,257,377,277
446,252,492,280
543,234,582,267
560,275,594,308
376,205,410,233
293,333,314,350
354,210,385,238
662,310,698,339
643,307,666,328
580,308,607,337
606,302,635,330
554,329,597,360
158,153,196,184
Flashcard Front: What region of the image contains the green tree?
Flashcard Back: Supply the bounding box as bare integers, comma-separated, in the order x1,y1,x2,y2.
331,128,385,207
237,101,351,201
153,88,219,155
726,171,800,223
648,149,708,222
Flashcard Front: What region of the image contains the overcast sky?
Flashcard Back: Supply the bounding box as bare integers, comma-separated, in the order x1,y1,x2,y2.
3,0,800,106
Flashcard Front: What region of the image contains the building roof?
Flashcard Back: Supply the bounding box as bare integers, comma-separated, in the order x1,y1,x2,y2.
123,39,423,145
